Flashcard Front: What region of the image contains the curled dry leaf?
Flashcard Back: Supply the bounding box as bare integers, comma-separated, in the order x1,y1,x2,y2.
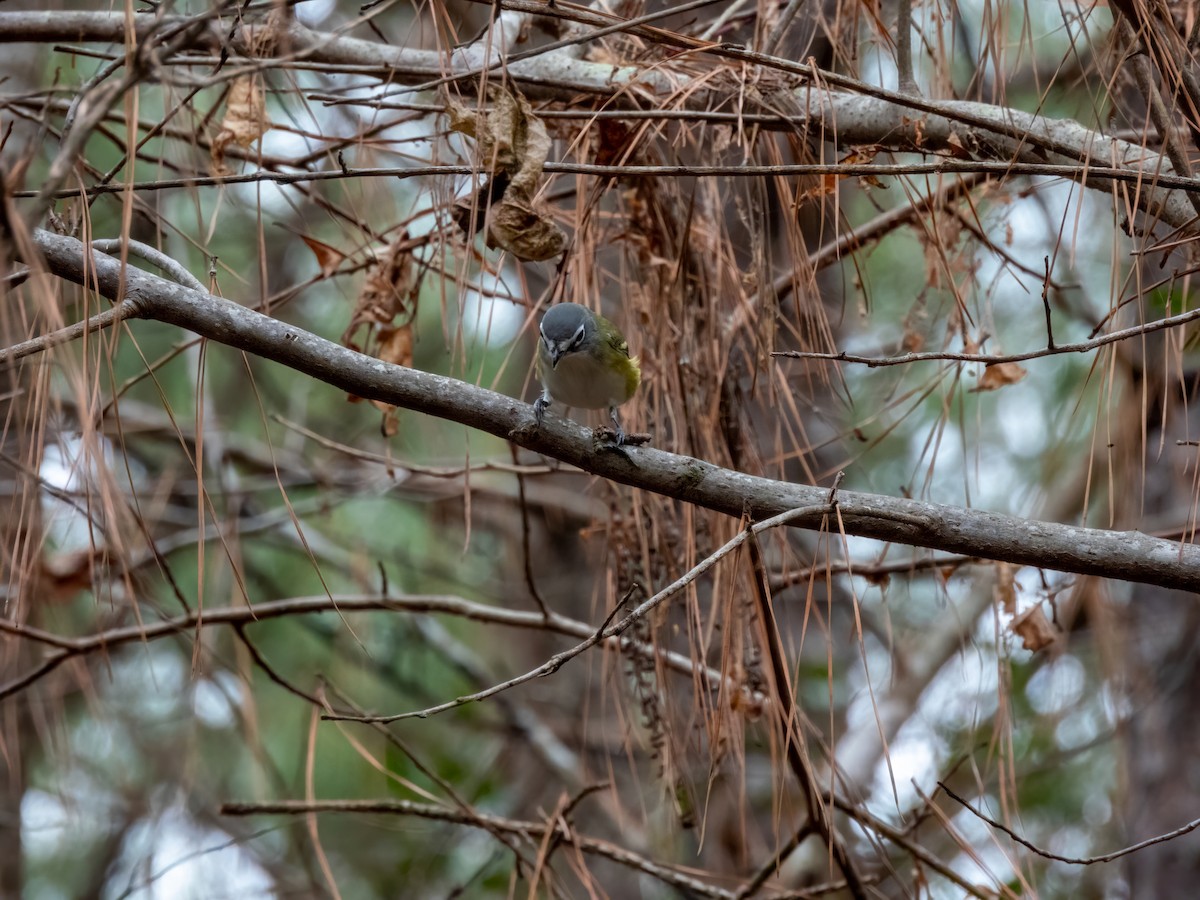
944,130,972,159
448,87,566,261
343,231,418,347
1012,604,1058,652
211,76,270,174
376,323,414,369
486,189,567,261
342,232,421,433
800,146,883,200
298,233,346,278
452,173,510,238
974,360,1028,392
372,399,401,438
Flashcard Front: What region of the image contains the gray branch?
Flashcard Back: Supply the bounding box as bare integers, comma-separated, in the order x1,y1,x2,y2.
0,10,1192,227
24,229,1200,593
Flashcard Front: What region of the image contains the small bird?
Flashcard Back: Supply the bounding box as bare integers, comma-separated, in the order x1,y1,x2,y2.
534,302,641,444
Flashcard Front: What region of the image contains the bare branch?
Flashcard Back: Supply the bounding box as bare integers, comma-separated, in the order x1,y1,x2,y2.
939,782,1200,865
220,797,739,899
24,229,1200,593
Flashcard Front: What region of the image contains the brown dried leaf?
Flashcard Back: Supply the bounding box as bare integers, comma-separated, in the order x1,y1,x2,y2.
342,236,420,434
799,147,881,200
371,400,401,437
211,77,270,174
945,130,971,159
446,99,478,139
448,87,529,177
862,569,891,588
902,325,925,352
596,120,635,168
376,323,414,369
974,361,1028,392
299,234,346,278
486,188,567,261
450,87,565,261
452,173,510,238
343,231,417,345
1012,604,1058,652
508,97,551,194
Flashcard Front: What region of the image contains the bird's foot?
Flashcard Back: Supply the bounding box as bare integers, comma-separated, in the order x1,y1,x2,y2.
593,426,651,462
594,425,651,448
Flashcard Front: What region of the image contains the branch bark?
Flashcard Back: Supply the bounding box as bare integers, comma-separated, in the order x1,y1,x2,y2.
20,229,1200,593
0,8,1193,228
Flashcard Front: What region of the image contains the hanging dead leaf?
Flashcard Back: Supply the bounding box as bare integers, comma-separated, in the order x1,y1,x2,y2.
445,99,478,139
376,323,414,369
342,234,421,435
486,188,567,261
453,173,510,238
371,400,401,437
343,230,418,348
902,325,925,352
862,569,891,588
298,233,346,278
912,117,926,148
799,147,883,200
211,76,270,174
945,130,972,159
448,86,566,261
1012,604,1058,652
973,361,1028,392
596,119,635,168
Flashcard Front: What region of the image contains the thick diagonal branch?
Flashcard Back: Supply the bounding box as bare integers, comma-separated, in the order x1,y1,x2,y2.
22,229,1200,592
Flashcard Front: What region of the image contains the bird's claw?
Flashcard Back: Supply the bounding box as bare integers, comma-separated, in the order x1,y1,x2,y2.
593,427,635,462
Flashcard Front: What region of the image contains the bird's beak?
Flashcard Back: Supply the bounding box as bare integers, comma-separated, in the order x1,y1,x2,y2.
549,347,563,368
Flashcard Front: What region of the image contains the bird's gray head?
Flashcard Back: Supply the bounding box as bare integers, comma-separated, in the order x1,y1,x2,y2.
540,303,593,368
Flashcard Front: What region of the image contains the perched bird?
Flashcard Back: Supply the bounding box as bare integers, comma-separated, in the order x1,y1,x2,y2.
534,302,641,444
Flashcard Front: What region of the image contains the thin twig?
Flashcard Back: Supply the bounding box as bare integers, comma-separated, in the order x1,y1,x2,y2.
220,798,741,899
939,782,1200,865
0,300,137,369
1041,256,1056,351
733,824,814,898
14,158,1200,201
326,505,828,723
772,298,1200,368
0,593,764,705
